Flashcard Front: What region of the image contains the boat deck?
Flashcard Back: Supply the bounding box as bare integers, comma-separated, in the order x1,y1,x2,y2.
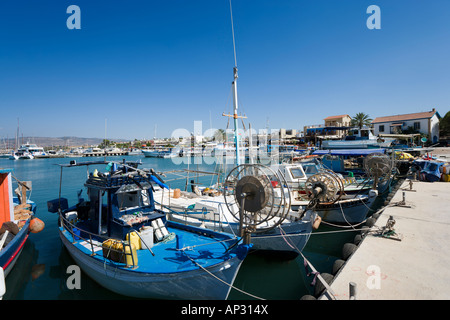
61,224,240,274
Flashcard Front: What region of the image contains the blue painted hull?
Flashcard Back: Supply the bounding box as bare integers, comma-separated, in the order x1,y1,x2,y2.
0,220,30,276
0,200,36,277
59,221,249,299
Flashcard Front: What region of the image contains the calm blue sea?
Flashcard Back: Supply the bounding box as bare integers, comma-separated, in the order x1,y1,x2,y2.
0,155,378,300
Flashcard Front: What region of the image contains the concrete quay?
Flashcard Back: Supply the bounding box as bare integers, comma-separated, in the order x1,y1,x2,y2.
321,177,450,300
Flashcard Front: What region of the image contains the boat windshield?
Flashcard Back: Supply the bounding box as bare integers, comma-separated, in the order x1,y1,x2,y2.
117,190,151,211
289,168,305,179
302,163,320,176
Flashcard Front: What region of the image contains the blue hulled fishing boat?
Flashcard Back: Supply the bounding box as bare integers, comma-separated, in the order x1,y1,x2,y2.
48,160,251,300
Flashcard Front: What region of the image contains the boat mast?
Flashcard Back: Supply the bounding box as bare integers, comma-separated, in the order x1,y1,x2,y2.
222,0,247,166
232,67,240,165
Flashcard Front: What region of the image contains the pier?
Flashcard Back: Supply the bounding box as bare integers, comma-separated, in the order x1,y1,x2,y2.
320,165,450,299
82,151,128,157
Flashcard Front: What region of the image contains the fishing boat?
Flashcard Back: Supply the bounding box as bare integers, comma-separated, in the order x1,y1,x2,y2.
127,148,143,156
153,59,318,256
321,128,395,149
142,147,177,158
292,188,378,225
0,151,12,159
288,152,396,225
313,148,393,195
47,160,252,299
274,157,371,194
153,164,319,257
1,169,43,288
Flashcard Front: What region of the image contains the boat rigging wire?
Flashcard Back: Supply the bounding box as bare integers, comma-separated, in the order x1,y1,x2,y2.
181,248,265,300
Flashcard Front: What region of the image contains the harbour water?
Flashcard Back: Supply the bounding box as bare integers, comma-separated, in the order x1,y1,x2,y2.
1,155,387,300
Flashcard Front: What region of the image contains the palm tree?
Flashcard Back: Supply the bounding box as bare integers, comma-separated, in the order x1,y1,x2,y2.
351,112,373,129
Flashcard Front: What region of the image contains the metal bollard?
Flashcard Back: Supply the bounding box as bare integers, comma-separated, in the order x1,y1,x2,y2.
349,282,357,300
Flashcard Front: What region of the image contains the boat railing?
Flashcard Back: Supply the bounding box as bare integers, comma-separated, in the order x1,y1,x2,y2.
216,202,237,237
59,212,139,268
156,181,219,227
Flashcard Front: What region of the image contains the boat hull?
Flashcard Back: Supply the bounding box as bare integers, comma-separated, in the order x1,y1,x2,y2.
168,210,316,256
293,193,377,225
59,228,246,300
322,139,394,149
0,220,30,277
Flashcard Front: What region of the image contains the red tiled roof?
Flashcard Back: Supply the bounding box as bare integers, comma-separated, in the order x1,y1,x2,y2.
372,110,437,123
324,115,350,120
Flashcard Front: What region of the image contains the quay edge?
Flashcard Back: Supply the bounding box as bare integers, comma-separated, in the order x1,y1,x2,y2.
318,175,450,300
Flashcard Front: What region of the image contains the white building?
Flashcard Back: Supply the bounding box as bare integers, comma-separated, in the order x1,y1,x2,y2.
372,109,441,144
279,129,297,140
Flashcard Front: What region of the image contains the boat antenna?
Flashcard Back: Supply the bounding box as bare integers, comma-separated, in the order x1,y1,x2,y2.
229,0,237,68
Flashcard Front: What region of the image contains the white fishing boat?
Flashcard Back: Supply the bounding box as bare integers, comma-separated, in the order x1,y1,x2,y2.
142,147,176,158
313,148,394,195
154,164,319,257
0,151,12,158
289,152,395,225
271,150,400,225
67,147,86,157
127,148,143,156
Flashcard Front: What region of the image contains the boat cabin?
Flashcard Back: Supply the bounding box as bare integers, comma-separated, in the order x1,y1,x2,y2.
271,159,322,190
344,128,373,141
48,161,166,242
313,148,386,175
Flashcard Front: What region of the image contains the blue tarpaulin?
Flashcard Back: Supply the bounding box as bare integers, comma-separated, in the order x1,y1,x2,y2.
413,159,444,182
149,175,169,189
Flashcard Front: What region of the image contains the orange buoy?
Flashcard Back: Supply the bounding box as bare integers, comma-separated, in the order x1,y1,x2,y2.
313,216,322,230
29,217,45,233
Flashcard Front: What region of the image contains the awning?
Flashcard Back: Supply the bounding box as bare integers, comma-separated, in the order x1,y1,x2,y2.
313,148,386,156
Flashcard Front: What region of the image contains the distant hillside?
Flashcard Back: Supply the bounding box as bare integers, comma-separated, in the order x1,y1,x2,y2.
3,136,129,148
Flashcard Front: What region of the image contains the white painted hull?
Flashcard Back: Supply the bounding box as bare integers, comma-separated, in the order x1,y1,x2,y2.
292,193,377,225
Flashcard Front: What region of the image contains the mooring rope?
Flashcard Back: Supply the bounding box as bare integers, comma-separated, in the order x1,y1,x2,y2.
278,225,337,300
180,249,265,300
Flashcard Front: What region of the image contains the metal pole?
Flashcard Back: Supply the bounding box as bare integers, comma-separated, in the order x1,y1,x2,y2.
98,190,102,235
232,67,240,166
349,282,357,300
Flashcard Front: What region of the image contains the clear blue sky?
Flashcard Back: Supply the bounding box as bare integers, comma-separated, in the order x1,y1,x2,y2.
1,0,449,140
